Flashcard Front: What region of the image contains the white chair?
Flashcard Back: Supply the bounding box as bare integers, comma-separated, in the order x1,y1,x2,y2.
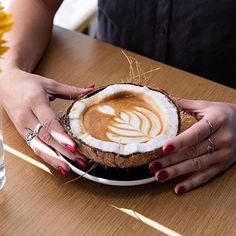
54,0,98,35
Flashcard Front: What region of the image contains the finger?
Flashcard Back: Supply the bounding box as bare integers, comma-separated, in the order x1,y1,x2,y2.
162,117,219,154
32,102,88,164
175,98,207,112
154,149,226,182
29,135,71,175
49,82,94,100
19,109,76,157
150,132,221,170
32,101,75,146
84,84,95,89
174,162,227,194
13,109,39,133
37,126,88,169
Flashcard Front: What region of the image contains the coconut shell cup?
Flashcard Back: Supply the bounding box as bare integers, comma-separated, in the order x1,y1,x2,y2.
61,83,194,168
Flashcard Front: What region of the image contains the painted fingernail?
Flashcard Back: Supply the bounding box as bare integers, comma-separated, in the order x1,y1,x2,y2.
84,84,95,88
65,144,77,154
156,170,168,181
149,162,162,173
177,186,186,195
58,166,67,176
76,158,88,169
163,145,174,155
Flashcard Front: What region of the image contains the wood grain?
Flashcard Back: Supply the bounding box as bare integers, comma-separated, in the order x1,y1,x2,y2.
0,26,235,236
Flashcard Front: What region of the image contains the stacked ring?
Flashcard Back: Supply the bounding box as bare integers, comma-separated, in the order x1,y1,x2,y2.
206,119,214,136
26,123,43,146
207,138,215,153
26,131,36,146
33,123,43,136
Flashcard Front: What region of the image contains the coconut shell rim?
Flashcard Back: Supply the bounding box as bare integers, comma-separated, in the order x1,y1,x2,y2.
60,83,181,158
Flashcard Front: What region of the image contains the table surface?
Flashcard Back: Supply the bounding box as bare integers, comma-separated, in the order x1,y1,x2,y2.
1,26,236,236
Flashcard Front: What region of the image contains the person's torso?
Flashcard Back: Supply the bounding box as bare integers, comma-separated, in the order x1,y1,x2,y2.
97,0,236,88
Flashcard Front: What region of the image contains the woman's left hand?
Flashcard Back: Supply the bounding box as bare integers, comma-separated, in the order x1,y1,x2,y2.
149,99,236,194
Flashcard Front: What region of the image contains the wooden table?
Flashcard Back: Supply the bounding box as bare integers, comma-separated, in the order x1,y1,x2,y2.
1,26,236,236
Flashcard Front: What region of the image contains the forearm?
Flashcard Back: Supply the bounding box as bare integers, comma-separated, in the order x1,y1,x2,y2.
2,0,62,72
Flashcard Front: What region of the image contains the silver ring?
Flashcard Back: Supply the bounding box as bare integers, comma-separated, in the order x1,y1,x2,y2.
33,123,43,136
26,131,36,146
205,120,214,136
207,138,214,153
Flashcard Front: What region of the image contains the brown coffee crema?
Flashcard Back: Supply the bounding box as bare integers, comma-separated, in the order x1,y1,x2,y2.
83,92,164,144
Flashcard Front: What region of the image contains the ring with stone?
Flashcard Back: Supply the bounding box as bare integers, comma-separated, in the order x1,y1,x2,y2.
26,131,36,146
33,123,43,137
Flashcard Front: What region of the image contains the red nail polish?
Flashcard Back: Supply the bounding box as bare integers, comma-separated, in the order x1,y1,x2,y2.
149,162,162,173
177,186,185,195
76,158,88,169
156,170,168,181
84,84,95,89
58,166,67,176
65,144,77,154
163,145,174,155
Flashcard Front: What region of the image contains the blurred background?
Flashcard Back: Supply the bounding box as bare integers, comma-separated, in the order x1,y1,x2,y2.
0,0,98,37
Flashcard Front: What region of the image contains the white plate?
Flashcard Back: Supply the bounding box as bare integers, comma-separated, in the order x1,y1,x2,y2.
63,157,155,186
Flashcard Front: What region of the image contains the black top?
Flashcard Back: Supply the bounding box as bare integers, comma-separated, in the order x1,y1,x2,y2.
97,0,236,88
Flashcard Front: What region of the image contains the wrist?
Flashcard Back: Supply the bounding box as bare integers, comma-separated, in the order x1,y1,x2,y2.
0,51,37,73
0,65,23,105
0,58,21,73
0,64,22,87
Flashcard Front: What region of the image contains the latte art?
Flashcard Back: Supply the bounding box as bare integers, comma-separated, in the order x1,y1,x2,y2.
98,105,162,144
82,92,164,144
68,84,179,157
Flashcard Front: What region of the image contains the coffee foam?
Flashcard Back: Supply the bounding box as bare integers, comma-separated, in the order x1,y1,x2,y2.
105,106,162,144
69,84,179,155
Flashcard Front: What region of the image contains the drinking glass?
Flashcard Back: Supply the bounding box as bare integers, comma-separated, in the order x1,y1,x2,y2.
0,116,6,190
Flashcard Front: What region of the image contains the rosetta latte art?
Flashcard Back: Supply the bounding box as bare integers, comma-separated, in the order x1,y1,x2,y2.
98,105,162,144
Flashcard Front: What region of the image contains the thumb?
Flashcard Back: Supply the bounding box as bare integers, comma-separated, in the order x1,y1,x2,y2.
51,82,94,100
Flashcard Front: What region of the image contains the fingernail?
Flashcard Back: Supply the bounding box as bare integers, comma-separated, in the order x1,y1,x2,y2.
58,166,67,176
177,186,186,195
86,84,95,88
84,84,95,90
76,158,88,169
65,144,77,154
149,162,162,173
163,145,174,155
156,170,168,181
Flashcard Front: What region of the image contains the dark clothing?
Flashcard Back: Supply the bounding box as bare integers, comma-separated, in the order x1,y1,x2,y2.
97,0,236,88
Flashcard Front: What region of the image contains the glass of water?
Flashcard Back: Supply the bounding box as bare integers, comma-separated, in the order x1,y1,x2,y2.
0,116,6,190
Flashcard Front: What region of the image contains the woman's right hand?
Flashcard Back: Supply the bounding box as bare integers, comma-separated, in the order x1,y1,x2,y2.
0,66,94,175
